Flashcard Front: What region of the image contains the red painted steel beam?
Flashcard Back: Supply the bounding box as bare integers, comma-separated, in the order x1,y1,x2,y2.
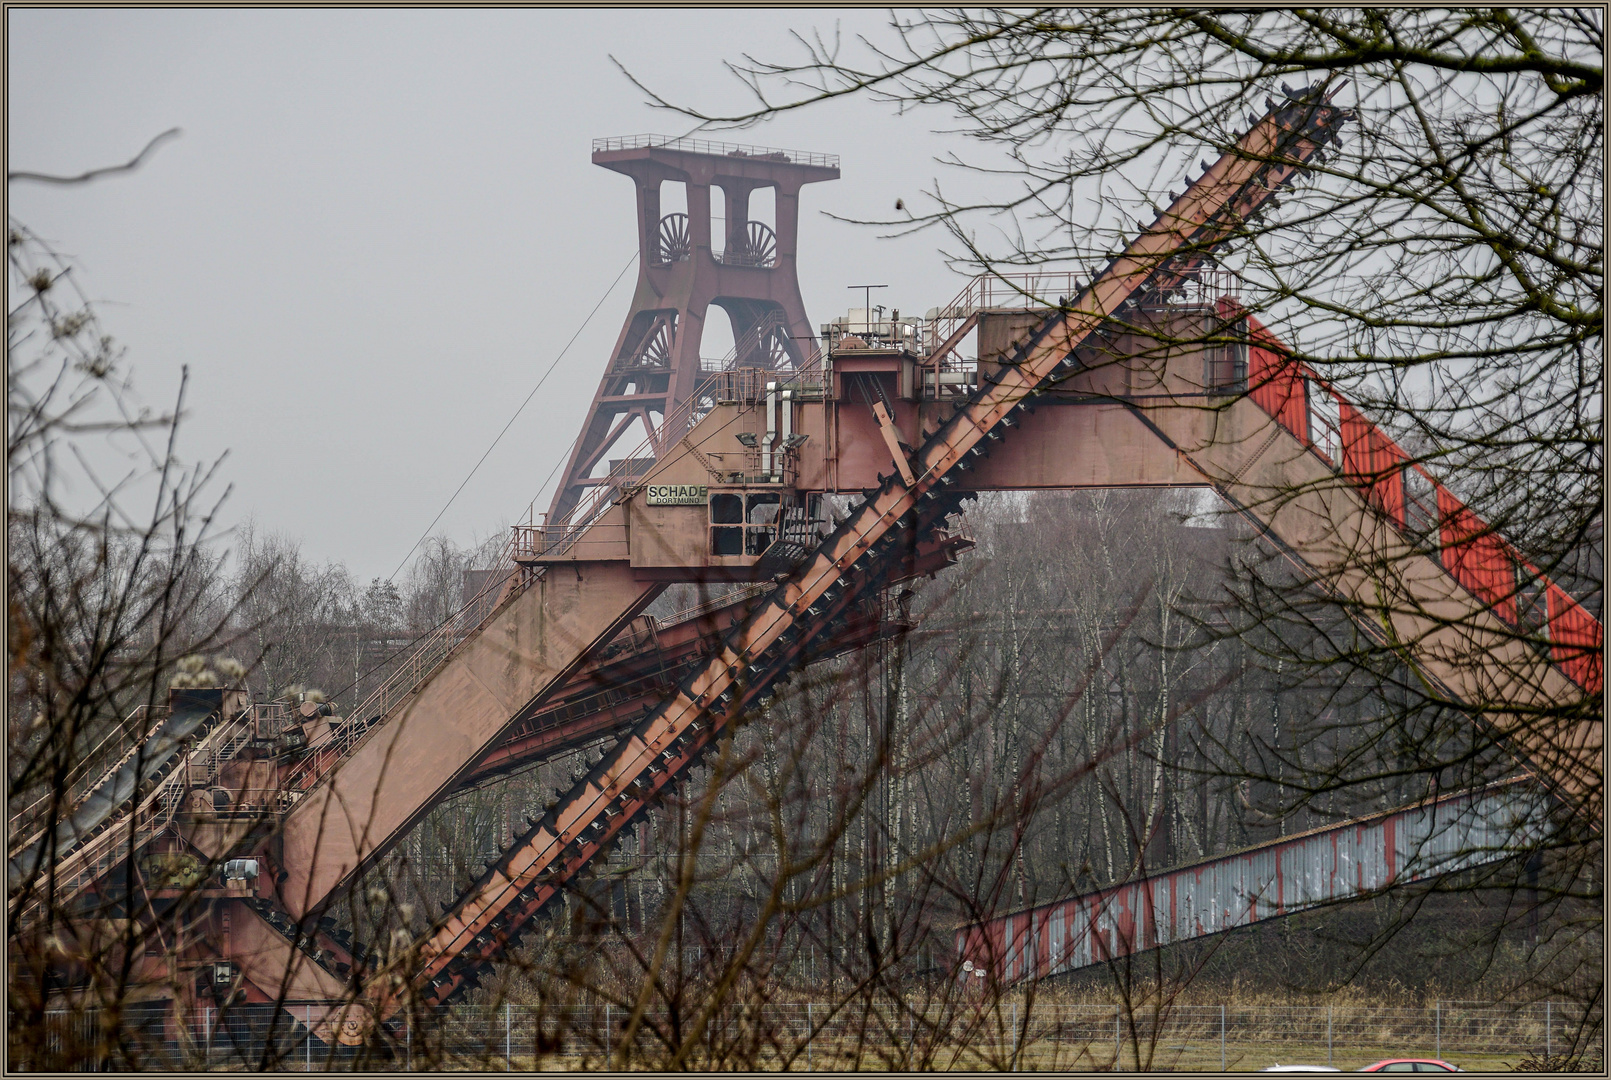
1235,307,1603,697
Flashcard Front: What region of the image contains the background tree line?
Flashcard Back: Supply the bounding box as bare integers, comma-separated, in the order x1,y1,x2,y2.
11,8,1601,1068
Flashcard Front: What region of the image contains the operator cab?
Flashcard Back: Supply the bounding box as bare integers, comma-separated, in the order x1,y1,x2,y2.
707,487,831,570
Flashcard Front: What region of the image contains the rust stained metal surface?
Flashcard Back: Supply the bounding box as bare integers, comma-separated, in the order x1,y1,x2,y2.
461,594,909,788
274,562,662,920
366,83,1364,1020
21,85,1601,1045
959,780,1554,984
549,135,839,528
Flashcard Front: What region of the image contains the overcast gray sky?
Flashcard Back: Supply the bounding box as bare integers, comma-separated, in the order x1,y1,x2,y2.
9,8,988,584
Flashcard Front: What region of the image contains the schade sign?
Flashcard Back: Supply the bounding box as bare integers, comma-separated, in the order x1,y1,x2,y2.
646,484,709,506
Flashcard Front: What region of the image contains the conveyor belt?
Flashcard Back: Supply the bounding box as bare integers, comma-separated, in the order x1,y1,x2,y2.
368,82,1356,1022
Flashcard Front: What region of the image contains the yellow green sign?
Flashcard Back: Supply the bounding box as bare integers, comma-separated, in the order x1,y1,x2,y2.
645,484,709,506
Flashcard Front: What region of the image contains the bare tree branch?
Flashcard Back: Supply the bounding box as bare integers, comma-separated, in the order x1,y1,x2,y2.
8,127,181,186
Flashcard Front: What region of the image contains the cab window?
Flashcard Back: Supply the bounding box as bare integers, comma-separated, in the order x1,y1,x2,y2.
709,491,785,556
709,493,743,555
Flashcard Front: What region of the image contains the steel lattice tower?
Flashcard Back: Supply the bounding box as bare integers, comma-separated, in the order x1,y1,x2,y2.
546,136,840,527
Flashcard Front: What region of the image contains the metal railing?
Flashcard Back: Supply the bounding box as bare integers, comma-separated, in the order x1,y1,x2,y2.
509,521,629,562
704,311,821,374
547,386,722,542
920,271,1084,369
21,467,592,902
1147,266,1240,309
591,134,839,170
711,366,831,405
274,549,523,806
540,376,725,543
932,270,1084,323
269,312,830,799
715,248,775,268
17,707,252,914
8,704,167,851
923,267,1242,357
664,582,776,626
547,311,829,541
715,222,779,269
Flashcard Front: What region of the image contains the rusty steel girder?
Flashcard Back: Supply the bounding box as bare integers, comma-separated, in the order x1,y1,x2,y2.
459,573,936,791
26,84,1601,1049
358,84,1363,1021
274,564,665,921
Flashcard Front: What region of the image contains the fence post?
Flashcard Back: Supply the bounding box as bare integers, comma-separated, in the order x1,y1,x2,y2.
505,1002,512,1070
1435,1000,1440,1060
305,1005,312,1071
606,1004,612,1064
1220,1004,1226,1072
205,1005,212,1066
406,1015,412,1071
1328,1004,1333,1067
1011,1001,1019,1072
1115,1004,1122,1072
1546,1001,1551,1059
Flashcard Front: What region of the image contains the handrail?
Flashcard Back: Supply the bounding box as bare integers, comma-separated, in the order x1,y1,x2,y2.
547,354,837,547
553,312,827,536
546,389,709,537
510,521,629,561
13,706,249,918
711,366,832,405
923,272,1085,362
716,310,799,370
65,705,162,798
664,583,775,627
275,540,526,803
11,651,471,915
921,310,982,370
384,83,1360,1017
591,134,839,170
8,704,166,849
255,239,834,811
922,268,1241,363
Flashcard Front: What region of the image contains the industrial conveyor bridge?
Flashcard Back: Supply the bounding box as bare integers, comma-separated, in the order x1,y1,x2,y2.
11,85,1599,1046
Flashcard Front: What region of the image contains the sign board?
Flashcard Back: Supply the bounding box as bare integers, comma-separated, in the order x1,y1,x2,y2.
645,484,709,506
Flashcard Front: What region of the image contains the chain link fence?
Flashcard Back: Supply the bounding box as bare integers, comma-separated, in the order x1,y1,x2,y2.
15,998,1603,1071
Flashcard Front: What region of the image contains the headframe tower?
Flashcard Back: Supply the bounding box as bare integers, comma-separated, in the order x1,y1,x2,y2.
547,136,840,526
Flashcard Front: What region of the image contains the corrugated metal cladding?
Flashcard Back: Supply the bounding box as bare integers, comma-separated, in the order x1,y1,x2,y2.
958,784,1551,983
1241,311,1602,694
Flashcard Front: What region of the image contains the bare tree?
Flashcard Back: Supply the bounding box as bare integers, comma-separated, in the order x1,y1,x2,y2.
623,5,1602,1023
14,16,1600,1066
6,216,259,1065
